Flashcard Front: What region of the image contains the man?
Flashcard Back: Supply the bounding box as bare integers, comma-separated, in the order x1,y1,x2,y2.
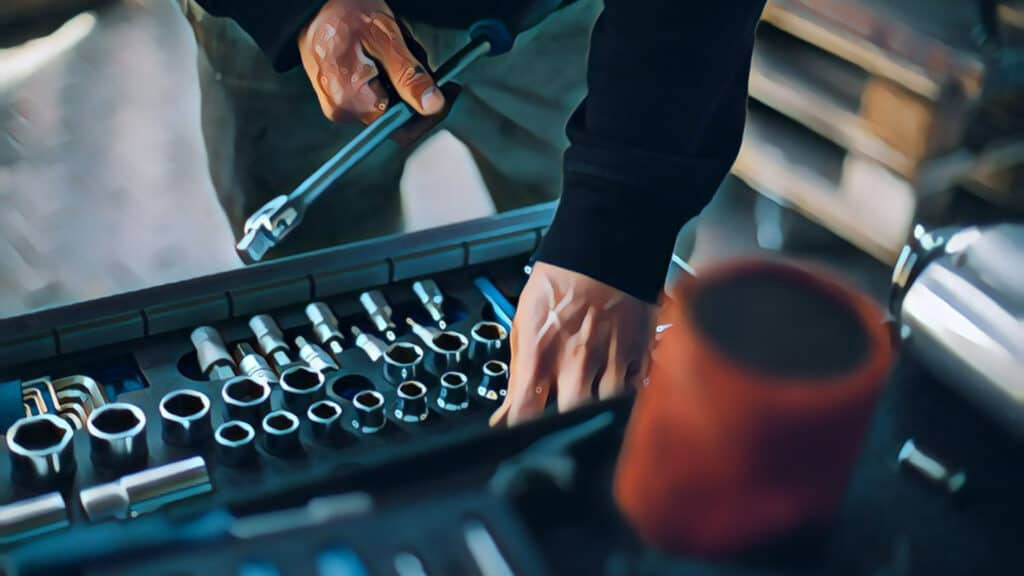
183,0,765,425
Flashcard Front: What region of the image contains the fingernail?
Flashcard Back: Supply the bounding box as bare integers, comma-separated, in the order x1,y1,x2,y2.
420,87,445,115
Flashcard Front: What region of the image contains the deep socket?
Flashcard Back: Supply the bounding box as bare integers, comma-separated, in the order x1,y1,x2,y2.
351,326,387,362
305,302,345,358
394,381,429,423
215,421,257,467
360,290,397,341
79,456,212,521
407,317,468,372
0,492,69,545
190,326,236,380
469,321,509,363
279,366,326,413
307,400,344,445
248,314,292,368
6,414,76,487
477,360,509,402
87,403,148,470
221,376,272,425
295,336,339,373
351,390,386,434
437,372,470,412
159,389,213,448
412,280,446,328
262,410,303,457
383,342,425,384
236,343,278,385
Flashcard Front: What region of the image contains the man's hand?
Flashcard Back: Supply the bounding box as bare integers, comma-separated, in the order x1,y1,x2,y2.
298,0,445,124
490,262,657,427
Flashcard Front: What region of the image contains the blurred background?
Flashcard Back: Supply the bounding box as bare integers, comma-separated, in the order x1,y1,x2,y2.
0,0,1021,318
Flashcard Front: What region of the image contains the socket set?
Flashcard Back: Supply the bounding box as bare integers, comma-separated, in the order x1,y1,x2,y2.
0,205,551,552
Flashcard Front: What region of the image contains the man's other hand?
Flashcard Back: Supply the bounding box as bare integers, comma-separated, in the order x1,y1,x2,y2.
490,262,657,427
298,0,445,124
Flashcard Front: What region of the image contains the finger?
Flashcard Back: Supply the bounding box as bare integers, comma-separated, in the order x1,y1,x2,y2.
597,327,630,400
356,77,390,124
557,308,607,413
506,342,554,426
360,13,445,115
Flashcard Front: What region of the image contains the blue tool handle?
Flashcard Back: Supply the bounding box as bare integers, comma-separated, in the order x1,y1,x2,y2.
473,277,517,329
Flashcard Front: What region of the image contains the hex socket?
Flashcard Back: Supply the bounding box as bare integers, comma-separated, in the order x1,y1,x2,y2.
87,403,148,470
383,342,424,384
261,410,303,458
351,390,386,434
215,421,257,467
469,322,509,363
437,372,470,412
477,360,509,402
221,376,272,425
394,381,429,423
430,330,469,372
6,414,76,487
159,389,212,447
279,366,326,413
307,400,344,446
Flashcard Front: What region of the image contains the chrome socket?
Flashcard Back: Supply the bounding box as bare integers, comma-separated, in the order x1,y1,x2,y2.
215,421,257,467
412,280,446,328
394,381,429,423
249,314,292,368
190,326,236,381
236,343,278,385
279,366,326,413
307,400,344,446
351,390,386,434
351,326,387,362
159,389,213,448
6,414,76,487
437,372,470,412
469,321,509,363
79,456,211,522
295,336,339,374
261,410,303,457
477,360,509,402
305,302,345,358
360,290,397,341
407,318,468,372
383,342,424,384
221,376,272,425
0,492,69,545
87,403,148,470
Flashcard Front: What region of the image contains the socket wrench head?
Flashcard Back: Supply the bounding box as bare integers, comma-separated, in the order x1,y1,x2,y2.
383,342,424,384
261,410,303,458
351,390,386,434
430,331,469,372
159,389,213,447
215,421,257,467
469,322,508,363
6,414,76,487
87,403,148,470
279,366,326,413
221,376,272,425
437,372,470,412
307,400,344,446
477,360,509,402
394,381,429,423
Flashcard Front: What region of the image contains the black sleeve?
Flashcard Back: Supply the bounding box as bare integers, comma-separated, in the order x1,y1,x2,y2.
195,0,325,70
534,2,765,303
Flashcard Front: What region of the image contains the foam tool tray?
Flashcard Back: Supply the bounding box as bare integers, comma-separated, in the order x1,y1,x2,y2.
0,203,556,555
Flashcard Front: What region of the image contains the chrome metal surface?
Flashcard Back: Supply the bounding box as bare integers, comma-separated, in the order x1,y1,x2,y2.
383,342,424,384
296,336,340,374
413,280,446,328
215,421,257,467
190,326,236,380
393,381,429,423
236,343,278,385
0,492,69,544
6,414,76,486
159,389,213,447
469,321,509,363
305,303,346,358
438,372,470,412
360,290,397,341
86,403,148,470
351,326,387,362
279,366,327,413
221,377,272,425
261,410,303,458
352,390,386,434
249,314,292,368
477,361,509,402
79,456,212,521
307,400,344,446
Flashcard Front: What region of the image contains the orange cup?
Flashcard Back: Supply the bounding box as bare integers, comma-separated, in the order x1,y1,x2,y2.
614,260,893,555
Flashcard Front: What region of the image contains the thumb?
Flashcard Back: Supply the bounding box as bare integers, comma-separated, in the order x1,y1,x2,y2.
361,12,445,115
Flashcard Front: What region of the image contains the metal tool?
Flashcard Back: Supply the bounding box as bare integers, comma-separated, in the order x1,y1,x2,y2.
249,314,292,369
393,381,429,423
0,492,68,544
235,22,515,263
295,336,339,374
407,317,468,372
79,456,212,521
190,326,237,381
6,413,76,487
464,520,516,576
261,410,303,458
473,277,515,329
351,390,386,434
470,321,509,363
221,376,273,425
383,342,425,384
360,290,398,341
86,403,148,470
236,343,279,385
215,421,258,467
477,361,509,402
305,302,346,359
437,372,470,412
413,280,447,329
307,400,344,446
897,438,966,495
279,366,326,413
159,389,213,448
351,326,387,362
